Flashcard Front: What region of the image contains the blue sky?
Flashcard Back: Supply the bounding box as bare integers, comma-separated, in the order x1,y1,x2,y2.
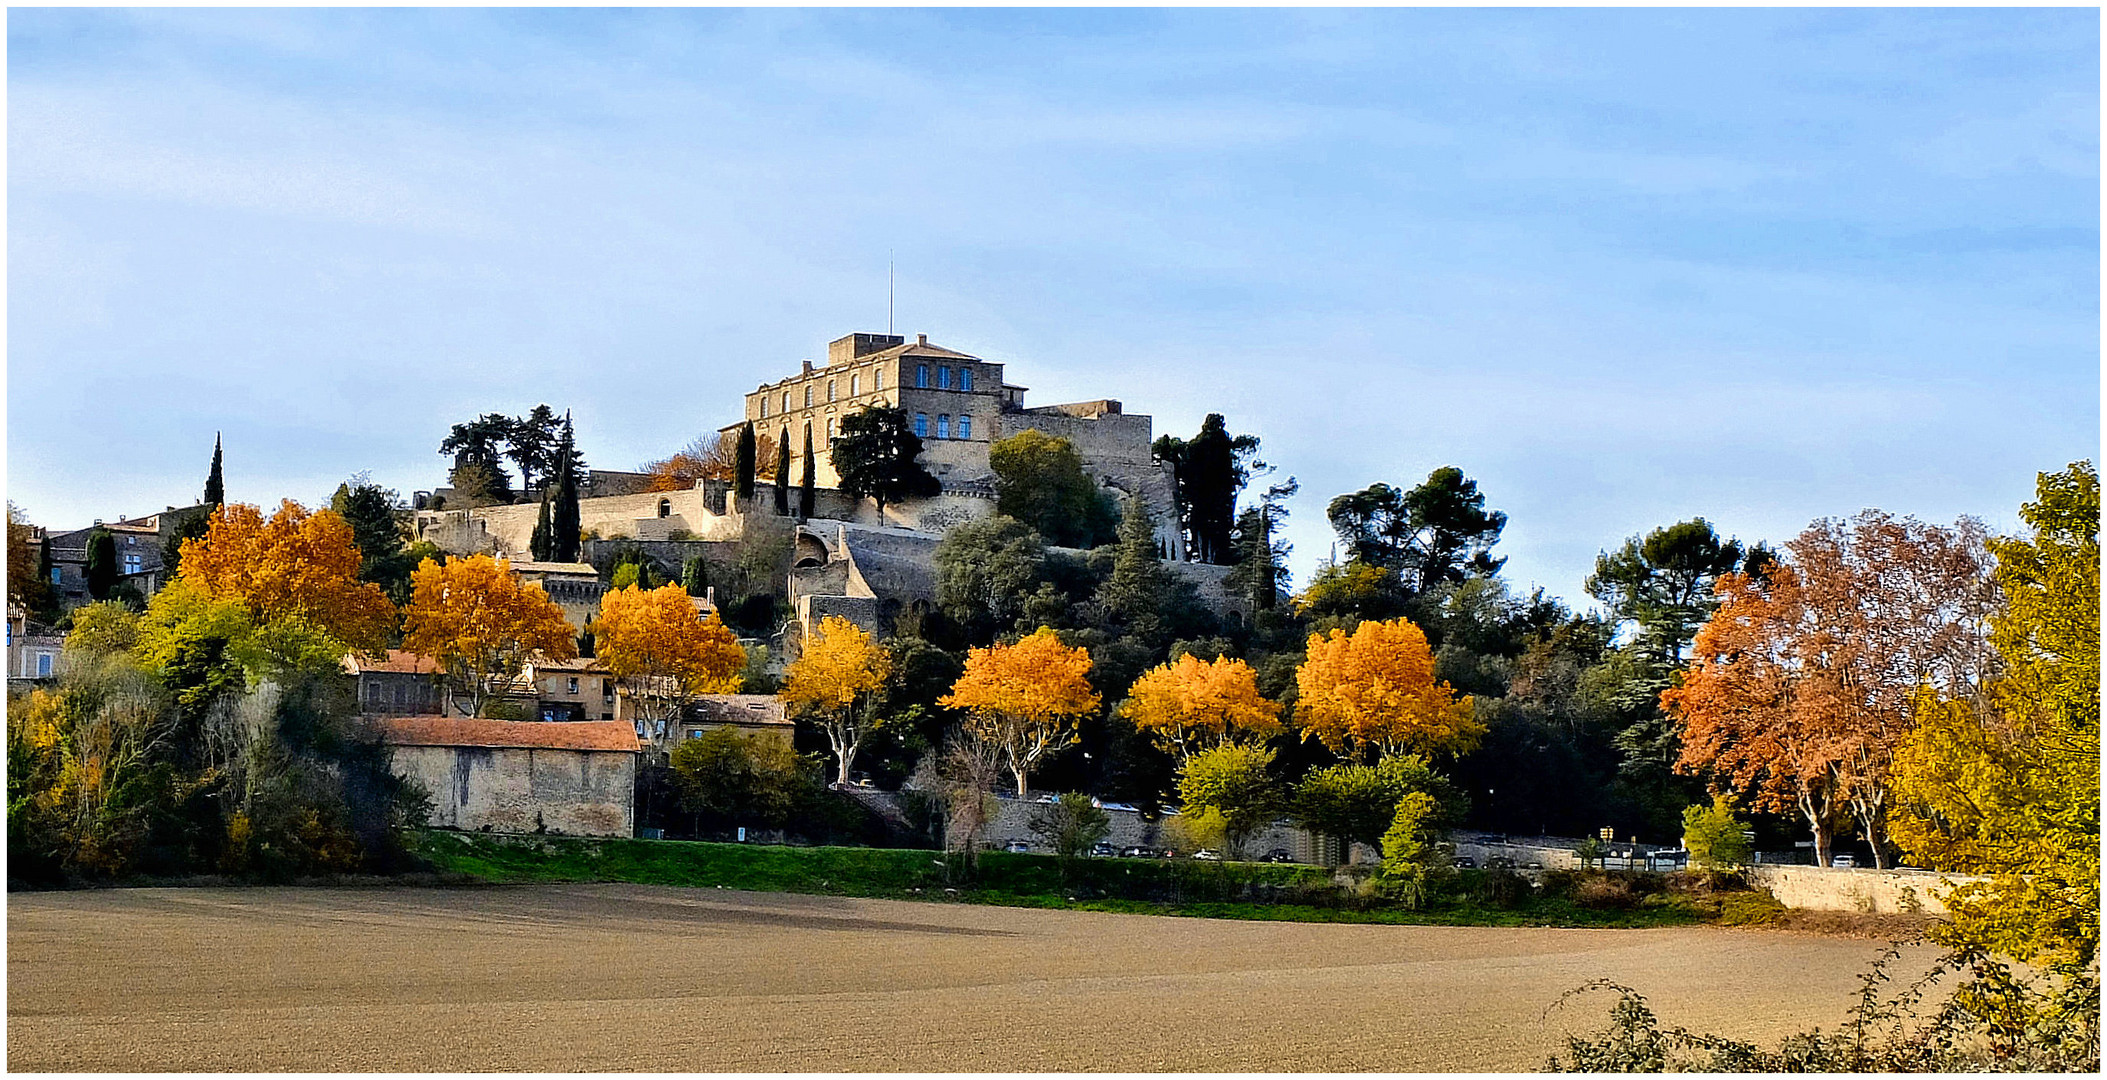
8,7,2098,612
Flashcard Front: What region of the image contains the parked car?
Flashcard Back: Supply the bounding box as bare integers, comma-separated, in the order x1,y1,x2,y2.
1831,854,1856,868
1003,840,1031,853
1452,856,1477,869
1090,842,1118,858
1485,856,1518,870
1261,848,1294,863
1120,846,1154,859
1033,793,1060,804
1191,849,1222,861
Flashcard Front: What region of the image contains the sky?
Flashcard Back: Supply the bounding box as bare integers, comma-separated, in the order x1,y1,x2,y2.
8,7,2099,612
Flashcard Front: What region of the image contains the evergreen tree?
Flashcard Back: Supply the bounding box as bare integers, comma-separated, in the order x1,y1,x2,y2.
773,431,792,516
84,528,118,601
735,422,758,504
831,405,941,514
204,433,225,506
1093,499,1174,643
530,489,554,561
1156,416,1261,564
331,477,418,604
552,415,581,563
799,427,817,520
683,555,709,598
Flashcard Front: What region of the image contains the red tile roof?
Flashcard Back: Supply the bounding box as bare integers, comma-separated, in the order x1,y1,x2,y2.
375,716,640,753
345,649,444,675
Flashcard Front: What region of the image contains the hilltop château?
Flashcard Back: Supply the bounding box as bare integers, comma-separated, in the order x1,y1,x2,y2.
413,331,1235,639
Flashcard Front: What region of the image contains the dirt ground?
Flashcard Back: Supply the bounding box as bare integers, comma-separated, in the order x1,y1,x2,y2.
8,883,1928,1072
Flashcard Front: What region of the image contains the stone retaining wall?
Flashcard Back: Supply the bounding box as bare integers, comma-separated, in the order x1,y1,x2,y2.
1749,865,1975,915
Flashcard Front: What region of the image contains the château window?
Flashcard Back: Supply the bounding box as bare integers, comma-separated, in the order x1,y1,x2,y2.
957,414,972,439
914,413,929,438
827,380,836,402
916,364,929,388
938,366,951,389
850,374,860,396
873,369,883,391
959,368,973,391
759,397,769,419
826,417,836,440
937,415,950,439
804,385,813,407
782,391,791,414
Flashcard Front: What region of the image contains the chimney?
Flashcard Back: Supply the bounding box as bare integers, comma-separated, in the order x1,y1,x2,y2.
917,333,927,346
802,360,813,374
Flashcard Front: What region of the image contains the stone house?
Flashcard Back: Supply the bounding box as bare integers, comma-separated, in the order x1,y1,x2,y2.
527,656,617,723
6,605,65,687
343,650,446,717
677,694,794,749
506,560,605,629
377,715,640,837
44,504,211,610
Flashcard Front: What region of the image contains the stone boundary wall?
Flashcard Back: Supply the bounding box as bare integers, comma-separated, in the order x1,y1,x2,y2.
981,800,1319,862
1749,865,1977,915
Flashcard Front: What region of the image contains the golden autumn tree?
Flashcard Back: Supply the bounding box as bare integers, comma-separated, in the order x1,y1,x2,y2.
401,554,577,718
1124,653,1283,760
940,626,1101,798
781,615,894,785
1665,511,1997,868
644,432,775,493
1890,462,2099,966
1294,617,1478,761
593,583,746,754
177,500,396,655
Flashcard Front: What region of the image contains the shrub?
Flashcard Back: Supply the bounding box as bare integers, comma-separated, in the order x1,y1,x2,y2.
1682,795,1751,876
1573,874,1638,910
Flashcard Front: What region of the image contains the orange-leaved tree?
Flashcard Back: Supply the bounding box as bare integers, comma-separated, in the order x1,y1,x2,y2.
401,554,577,718
593,583,746,754
781,615,894,785
940,626,1100,797
178,500,395,655
1294,617,1478,761
1124,653,1283,760
1665,511,1996,868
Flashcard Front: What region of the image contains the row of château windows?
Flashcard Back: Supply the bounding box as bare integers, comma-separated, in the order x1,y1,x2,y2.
760,367,884,419
914,413,972,440
914,364,974,391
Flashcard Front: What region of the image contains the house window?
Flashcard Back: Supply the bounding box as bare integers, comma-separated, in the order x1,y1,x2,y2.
37,653,53,678
914,413,928,437
658,499,671,518
827,380,836,402
937,415,950,439
567,677,579,694
123,554,142,575
957,414,972,439
850,374,860,396
938,366,951,389
804,385,813,407
50,567,61,585
603,681,614,702
959,367,973,391
916,364,929,388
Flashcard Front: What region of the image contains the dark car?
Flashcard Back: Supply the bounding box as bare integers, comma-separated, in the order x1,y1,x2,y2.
1261,848,1294,863
1090,842,1119,858
1119,846,1154,859
1453,856,1477,869
1485,855,1518,870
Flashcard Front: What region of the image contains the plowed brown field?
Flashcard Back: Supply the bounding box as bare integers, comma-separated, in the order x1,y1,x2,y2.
8,883,1924,1072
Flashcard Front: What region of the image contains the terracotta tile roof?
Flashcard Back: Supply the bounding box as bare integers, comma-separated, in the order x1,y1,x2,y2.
529,656,612,674
507,561,599,575
686,694,791,726
375,715,640,753
344,649,444,675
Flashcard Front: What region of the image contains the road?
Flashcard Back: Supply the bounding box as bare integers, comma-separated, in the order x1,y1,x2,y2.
8,883,1922,1071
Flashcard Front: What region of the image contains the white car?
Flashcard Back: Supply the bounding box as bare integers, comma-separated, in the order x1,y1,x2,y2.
1191,849,1222,861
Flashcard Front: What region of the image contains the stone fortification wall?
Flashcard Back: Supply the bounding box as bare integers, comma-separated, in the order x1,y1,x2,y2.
421,487,746,558
1749,865,1975,915
997,407,1181,557
391,745,635,837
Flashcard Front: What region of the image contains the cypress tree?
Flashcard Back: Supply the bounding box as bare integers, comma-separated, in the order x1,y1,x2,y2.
683,555,709,597
774,429,792,516
530,489,554,561
552,415,581,563
734,422,757,505
84,528,118,601
798,426,817,520
203,433,225,507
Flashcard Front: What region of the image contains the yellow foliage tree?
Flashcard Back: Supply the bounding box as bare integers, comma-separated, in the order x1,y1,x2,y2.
177,500,395,655
941,626,1101,797
1124,653,1283,760
1890,461,2099,967
1294,617,1480,760
594,583,746,754
781,615,894,785
401,555,578,718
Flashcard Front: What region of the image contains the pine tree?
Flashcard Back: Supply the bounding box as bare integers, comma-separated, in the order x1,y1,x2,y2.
799,427,817,520
552,415,581,563
1094,498,1173,642
84,528,118,601
774,431,792,516
530,489,554,561
735,422,758,505
204,433,225,506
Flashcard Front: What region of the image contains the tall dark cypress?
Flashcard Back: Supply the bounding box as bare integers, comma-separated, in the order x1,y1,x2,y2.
530,489,554,561
203,433,225,507
84,529,118,601
734,422,757,505
798,426,817,520
773,430,792,516
1185,414,1237,564
552,414,581,563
